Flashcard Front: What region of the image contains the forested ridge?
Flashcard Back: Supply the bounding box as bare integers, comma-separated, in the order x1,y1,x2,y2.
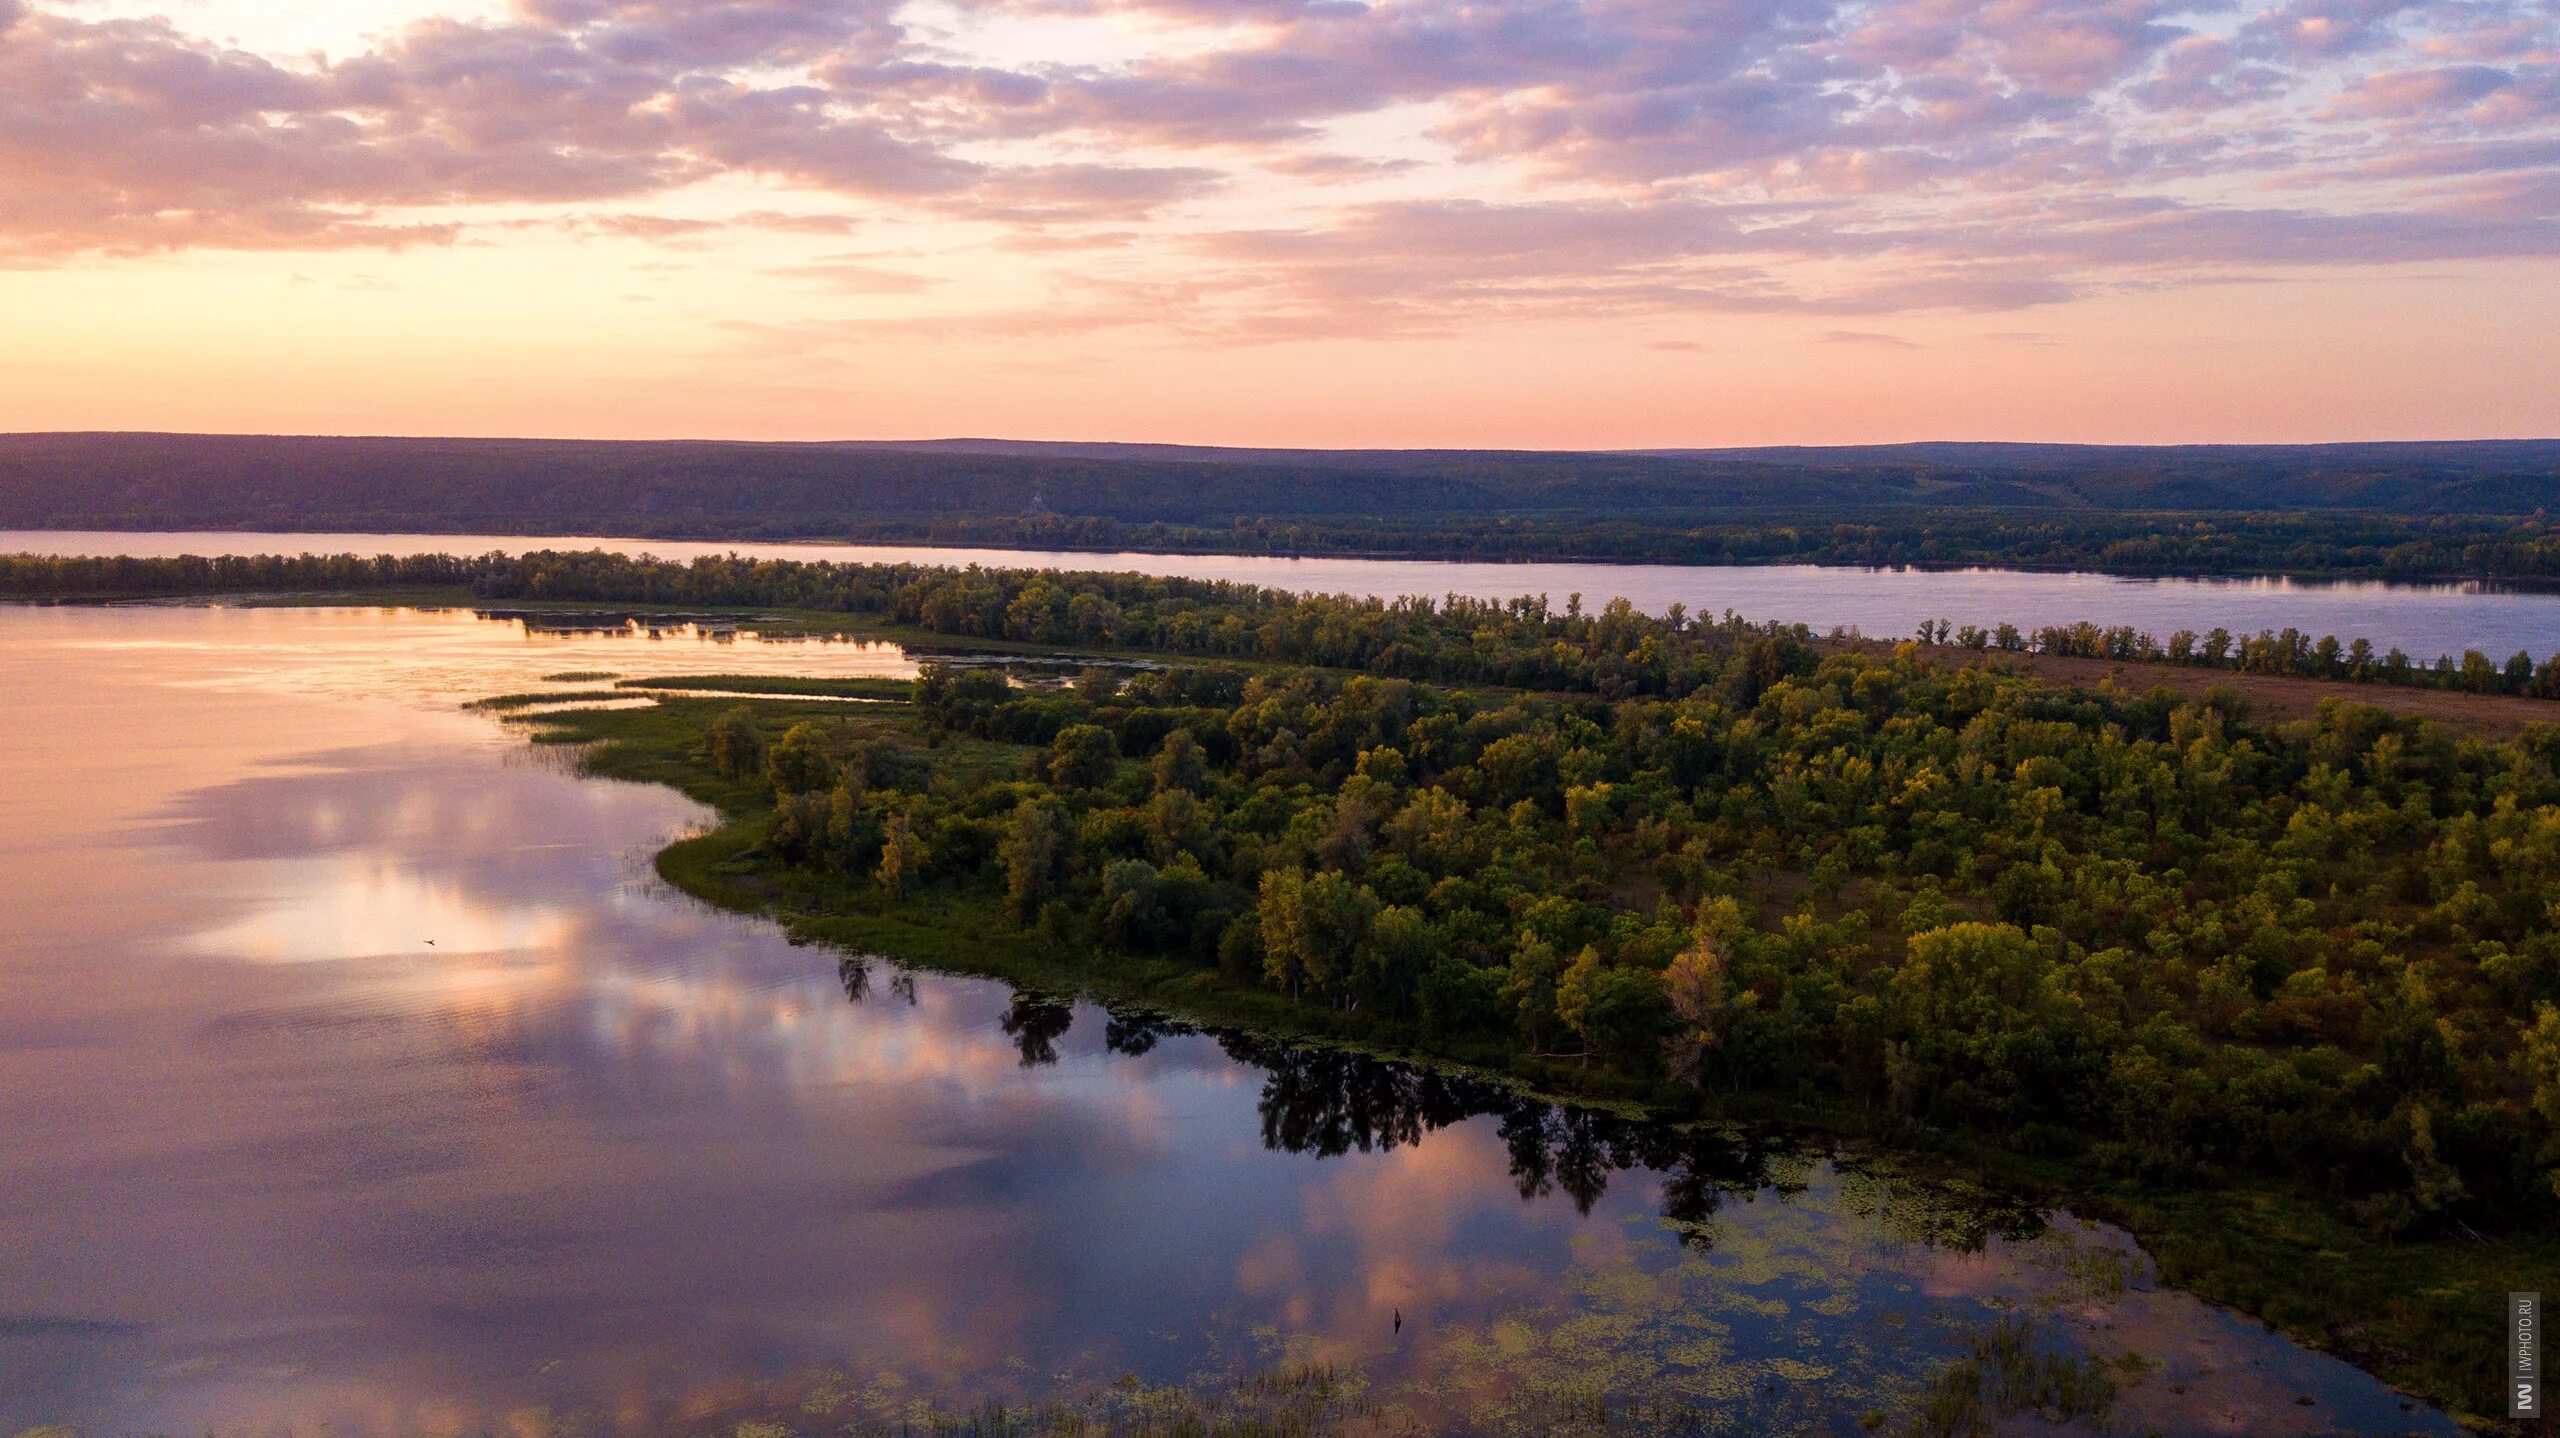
7,432,2560,580
727,510,2560,582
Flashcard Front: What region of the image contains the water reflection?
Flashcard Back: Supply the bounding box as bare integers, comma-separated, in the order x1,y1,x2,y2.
0,604,2461,1437
888,976,1825,1247
45,602,921,710
994,1002,2008,1253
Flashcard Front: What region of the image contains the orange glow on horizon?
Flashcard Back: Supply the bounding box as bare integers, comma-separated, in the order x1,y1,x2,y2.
4,0,2556,447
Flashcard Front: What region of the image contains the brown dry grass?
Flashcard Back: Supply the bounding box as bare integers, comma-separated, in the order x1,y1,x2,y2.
1852,640,2558,739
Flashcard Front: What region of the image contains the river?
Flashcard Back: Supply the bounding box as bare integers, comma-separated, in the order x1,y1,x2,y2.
0,602,2460,1436
7,528,2560,665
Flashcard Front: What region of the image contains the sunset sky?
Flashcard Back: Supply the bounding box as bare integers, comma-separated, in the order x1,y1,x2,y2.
3,0,2555,446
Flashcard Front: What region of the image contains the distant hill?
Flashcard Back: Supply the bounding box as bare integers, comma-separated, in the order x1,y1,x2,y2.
2,432,2556,538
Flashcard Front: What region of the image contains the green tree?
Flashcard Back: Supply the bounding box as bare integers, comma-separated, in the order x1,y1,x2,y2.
703,706,763,779
1569,964,1668,1073
2527,1005,2560,1200
1258,868,1378,1001
1152,728,1206,793
1383,788,1478,874
1889,923,2080,1123
912,662,1010,734
1357,904,1433,1017
1555,945,1608,1063
997,799,1066,923
1662,932,1734,1086
1100,859,1170,946
765,721,835,795
1503,936,1566,1054
1048,724,1120,789
2402,1101,2469,1219
1145,788,1215,865
876,809,930,901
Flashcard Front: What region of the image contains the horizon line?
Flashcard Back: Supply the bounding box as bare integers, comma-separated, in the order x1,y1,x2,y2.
9,431,2560,455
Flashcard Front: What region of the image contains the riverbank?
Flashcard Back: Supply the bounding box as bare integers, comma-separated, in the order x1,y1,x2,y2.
521,685,2545,1434
11,508,2560,587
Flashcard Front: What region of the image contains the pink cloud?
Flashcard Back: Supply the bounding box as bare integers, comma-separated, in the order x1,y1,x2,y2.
1,0,2555,331
2331,63,2515,117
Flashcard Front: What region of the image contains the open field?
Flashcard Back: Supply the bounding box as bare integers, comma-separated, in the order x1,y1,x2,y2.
1886,642,2560,738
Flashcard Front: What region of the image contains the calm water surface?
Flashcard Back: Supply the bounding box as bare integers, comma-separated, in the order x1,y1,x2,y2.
0,604,2460,1436
9,528,2560,665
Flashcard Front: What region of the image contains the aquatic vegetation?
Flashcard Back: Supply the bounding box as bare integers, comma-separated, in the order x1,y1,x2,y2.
468,689,634,711
1902,1319,2117,1438
621,673,918,700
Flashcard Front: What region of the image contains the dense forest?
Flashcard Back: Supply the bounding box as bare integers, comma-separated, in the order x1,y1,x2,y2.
6,432,2560,579
8,548,2559,700
661,633,2560,1245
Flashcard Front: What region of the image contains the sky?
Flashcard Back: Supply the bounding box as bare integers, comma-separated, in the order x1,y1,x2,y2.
1,0,2555,447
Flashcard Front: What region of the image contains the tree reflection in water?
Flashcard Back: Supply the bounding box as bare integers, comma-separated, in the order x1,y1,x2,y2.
837,955,916,1006
1103,1012,1175,1056
829,962,2047,1255
998,992,1075,1066
1228,1035,1818,1241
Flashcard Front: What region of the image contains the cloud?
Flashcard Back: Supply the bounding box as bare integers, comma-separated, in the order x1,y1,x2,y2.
2330,64,2515,118
1261,152,1425,182
734,209,870,233
0,0,1205,256
941,163,1226,221
762,256,938,292
512,0,903,68
1,0,2556,334
572,212,729,239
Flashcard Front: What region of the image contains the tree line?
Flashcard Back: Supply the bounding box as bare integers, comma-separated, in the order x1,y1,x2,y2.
1912,617,2560,698
6,548,2556,704
804,509,2560,583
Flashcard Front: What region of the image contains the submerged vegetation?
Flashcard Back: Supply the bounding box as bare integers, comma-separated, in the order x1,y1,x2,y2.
1904,1319,2119,1438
